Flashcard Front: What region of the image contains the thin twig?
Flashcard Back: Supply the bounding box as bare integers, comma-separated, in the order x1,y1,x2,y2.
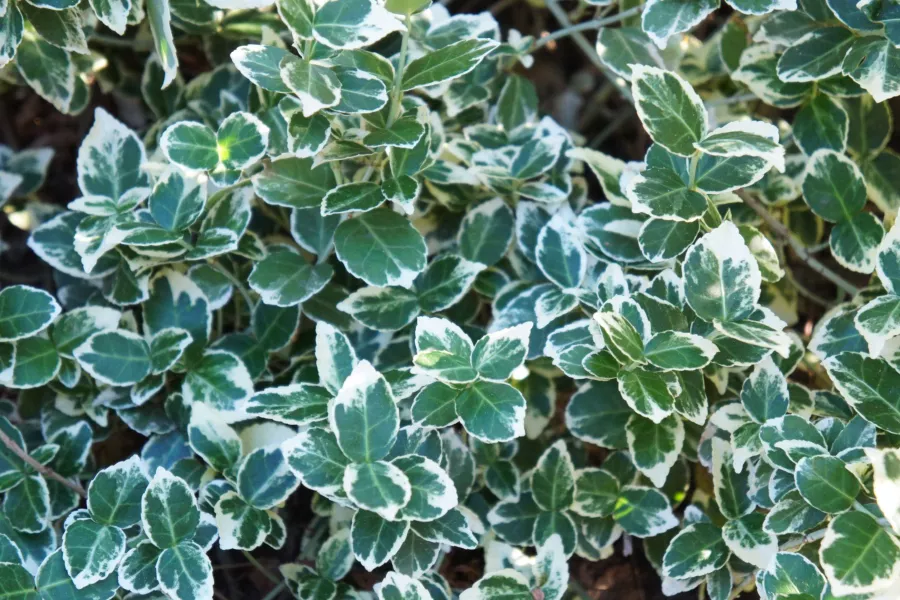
738,191,862,297
531,6,644,50
0,427,87,498
261,581,288,600
241,550,280,584
208,259,255,311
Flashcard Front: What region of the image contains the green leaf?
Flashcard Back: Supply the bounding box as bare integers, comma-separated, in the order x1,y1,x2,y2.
337,286,419,331
794,455,860,513
643,331,716,371
182,350,253,422
344,460,411,520
4,476,50,533
824,352,900,434
401,38,499,91
16,38,76,114
626,414,683,488
867,448,900,535
537,206,586,288
322,182,384,215
333,67,389,113
393,455,457,521
531,440,575,511
252,157,335,209
0,562,37,600
740,355,788,423
329,360,398,463
141,468,200,548
73,330,151,386
456,380,526,443
411,507,477,549
87,456,149,528
695,120,784,172
281,59,342,117
0,285,60,342
711,438,754,519
187,404,242,473
284,427,349,500
595,27,664,79
763,490,826,535
801,149,866,223
216,112,269,171
841,36,900,103
618,367,675,424
625,166,708,222
61,518,126,589
472,323,531,381
820,511,900,596
458,570,531,600
118,541,162,595
364,117,426,150
350,510,409,570
334,207,427,288
776,27,856,82
612,486,678,538
458,198,514,267
36,549,118,600
315,321,357,395
150,328,191,375
249,249,333,307
149,168,206,232
594,310,644,365
683,221,761,323
572,468,619,518
414,254,482,313
631,65,707,156
231,44,293,93
5,336,60,390
830,211,884,274
639,0,718,49
793,94,848,155
721,513,776,569
638,218,698,261
246,383,329,426
313,0,403,50
413,317,476,383
146,0,178,87
238,447,300,510
663,523,729,579
156,541,213,600
161,122,218,171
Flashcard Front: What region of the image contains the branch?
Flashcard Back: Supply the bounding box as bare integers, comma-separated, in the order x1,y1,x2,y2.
737,191,863,297
531,6,644,50
0,427,87,498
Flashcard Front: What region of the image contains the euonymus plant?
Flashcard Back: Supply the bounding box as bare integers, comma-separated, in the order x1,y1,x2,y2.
2,0,900,598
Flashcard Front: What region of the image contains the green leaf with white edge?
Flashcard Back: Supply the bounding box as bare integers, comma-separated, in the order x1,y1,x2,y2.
410,382,462,429
49,305,120,358
392,455,457,521
364,117,426,150
626,414,683,488
841,36,900,103
0,286,60,342
801,149,866,223
536,205,586,289
624,166,707,222
401,38,499,91
854,295,900,357
328,360,399,463
15,38,76,114
334,206,427,288
315,321,357,395
277,0,314,39
77,107,149,202
245,383,330,426
156,541,213,600
776,27,856,82
612,486,678,538
571,468,619,518
182,350,253,422
141,468,200,549
823,352,900,434
456,380,526,443
414,254,483,314
280,563,336,600
0,562,36,599
459,570,531,600
638,218,699,262
4,475,50,533
216,112,269,171
631,65,708,157
187,404,242,473
410,507,477,549
694,120,784,172
683,221,761,323
382,175,420,214
252,157,336,209
830,211,884,274
738,224,784,283
471,323,531,381
283,427,349,499
333,67,389,113
595,27,664,79
146,0,178,87
316,529,354,581
87,456,149,528
337,286,420,331
866,448,900,535
618,367,675,424
740,355,789,423
150,328,192,375
763,490,826,535
662,522,729,579
643,331,716,371
375,571,431,600
530,440,575,512
593,310,644,365
793,94,849,155
878,224,900,295
62,518,126,589
237,446,300,510
457,197,514,267
413,317,476,383
290,207,340,259
248,249,333,307
344,460,411,520
281,59,342,117
721,513,776,570
640,0,718,49
149,167,206,232
820,511,900,596
73,330,151,387
312,0,403,50
794,455,860,514
713,318,792,357
4,336,60,390
350,510,410,570
712,437,754,520
231,44,293,93
118,541,162,595
322,182,384,215
161,122,218,172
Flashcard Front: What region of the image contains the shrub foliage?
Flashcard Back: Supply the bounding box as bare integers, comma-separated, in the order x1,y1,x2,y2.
1,0,900,599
